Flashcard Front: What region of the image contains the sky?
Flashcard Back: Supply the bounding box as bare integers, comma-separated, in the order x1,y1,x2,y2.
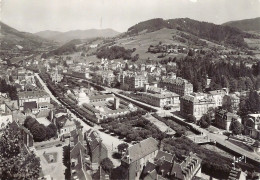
1,0,260,33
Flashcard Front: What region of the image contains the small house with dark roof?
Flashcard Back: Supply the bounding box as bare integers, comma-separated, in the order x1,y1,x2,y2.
55,115,76,138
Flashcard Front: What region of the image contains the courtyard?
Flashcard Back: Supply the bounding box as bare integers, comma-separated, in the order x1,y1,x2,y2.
36,144,66,180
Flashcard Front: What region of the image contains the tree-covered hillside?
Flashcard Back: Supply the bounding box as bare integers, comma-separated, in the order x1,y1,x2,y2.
127,18,257,47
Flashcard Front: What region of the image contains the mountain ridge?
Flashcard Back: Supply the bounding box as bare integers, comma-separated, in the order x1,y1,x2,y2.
35,28,120,43
126,18,255,47
222,17,260,32
0,21,54,51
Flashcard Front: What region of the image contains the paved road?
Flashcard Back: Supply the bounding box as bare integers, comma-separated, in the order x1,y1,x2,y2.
35,73,61,105
35,73,128,167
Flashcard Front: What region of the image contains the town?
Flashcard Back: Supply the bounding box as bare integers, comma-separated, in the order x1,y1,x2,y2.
1,1,260,180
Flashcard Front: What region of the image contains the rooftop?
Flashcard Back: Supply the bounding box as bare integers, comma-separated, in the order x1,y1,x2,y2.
124,137,158,163
18,90,49,99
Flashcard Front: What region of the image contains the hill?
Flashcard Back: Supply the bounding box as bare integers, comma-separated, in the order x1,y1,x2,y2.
0,21,53,51
35,29,120,43
222,17,260,32
127,18,254,47
34,30,61,40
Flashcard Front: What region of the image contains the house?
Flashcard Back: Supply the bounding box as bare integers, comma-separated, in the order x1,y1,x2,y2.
55,115,76,138
244,114,260,140
180,93,216,120
121,137,159,180
215,109,241,131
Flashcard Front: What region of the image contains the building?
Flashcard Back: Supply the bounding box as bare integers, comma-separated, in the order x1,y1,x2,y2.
121,137,159,180
137,84,180,108
18,90,50,110
180,93,216,120
85,129,108,170
209,88,228,107
50,67,63,83
159,76,193,96
140,150,201,180
244,114,260,140
223,93,240,111
55,115,76,138
67,88,114,106
120,72,148,90
170,152,202,180
215,109,241,131
70,129,91,180
95,70,115,86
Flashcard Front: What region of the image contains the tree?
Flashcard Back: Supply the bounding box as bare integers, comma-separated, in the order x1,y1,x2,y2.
30,123,47,142
222,95,233,112
0,125,41,179
187,114,196,124
100,158,114,174
9,75,14,82
117,143,129,155
24,116,37,130
46,123,57,139
132,54,139,62
200,114,211,128
229,120,243,135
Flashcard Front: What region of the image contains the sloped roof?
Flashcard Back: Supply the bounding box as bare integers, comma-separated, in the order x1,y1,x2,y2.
18,90,49,99
157,160,173,177
24,101,37,111
155,150,174,163
126,137,158,163
142,162,156,175
143,169,157,180
36,110,50,118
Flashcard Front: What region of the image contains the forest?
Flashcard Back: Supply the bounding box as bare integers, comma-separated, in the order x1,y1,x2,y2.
96,45,133,60
174,56,260,93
